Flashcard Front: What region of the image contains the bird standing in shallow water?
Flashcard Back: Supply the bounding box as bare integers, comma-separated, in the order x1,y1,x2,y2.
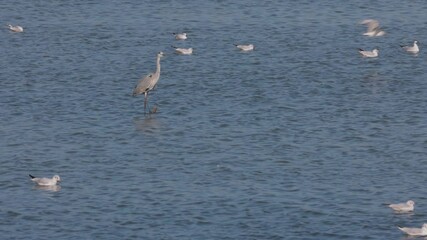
133,52,165,113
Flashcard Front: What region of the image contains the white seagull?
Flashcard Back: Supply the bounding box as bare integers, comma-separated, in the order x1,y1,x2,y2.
388,200,415,212
172,46,193,55
173,32,187,40
360,19,385,37
235,44,254,51
7,24,24,32
401,41,419,54
398,223,427,236
358,48,379,58
29,174,61,186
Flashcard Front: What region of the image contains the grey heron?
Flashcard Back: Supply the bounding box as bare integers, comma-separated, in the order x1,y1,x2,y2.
133,51,165,113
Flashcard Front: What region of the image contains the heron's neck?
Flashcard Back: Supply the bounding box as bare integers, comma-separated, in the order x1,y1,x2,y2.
155,56,161,75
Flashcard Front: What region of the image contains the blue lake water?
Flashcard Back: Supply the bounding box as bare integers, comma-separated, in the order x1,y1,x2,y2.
1,1,427,239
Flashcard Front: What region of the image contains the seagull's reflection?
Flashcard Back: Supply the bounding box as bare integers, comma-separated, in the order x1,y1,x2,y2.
363,71,381,81
34,185,61,192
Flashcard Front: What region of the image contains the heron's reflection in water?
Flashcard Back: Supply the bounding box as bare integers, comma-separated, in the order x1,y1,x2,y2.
133,115,162,133
34,185,61,192
361,71,391,94
362,70,385,81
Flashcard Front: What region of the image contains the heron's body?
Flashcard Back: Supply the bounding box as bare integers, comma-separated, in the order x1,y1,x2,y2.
401,41,419,54
7,24,23,32
359,48,379,58
133,52,164,112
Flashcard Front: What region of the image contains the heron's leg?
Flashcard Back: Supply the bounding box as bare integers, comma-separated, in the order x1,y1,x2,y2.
144,92,148,113
146,92,154,114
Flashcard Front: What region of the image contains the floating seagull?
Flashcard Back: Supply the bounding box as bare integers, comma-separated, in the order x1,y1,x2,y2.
398,223,427,236
235,44,254,51
388,200,415,212
172,46,193,55
401,41,419,54
7,24,24,32
358,48,379,58
29,174,61,186
173,32,187,40
360,19,385,37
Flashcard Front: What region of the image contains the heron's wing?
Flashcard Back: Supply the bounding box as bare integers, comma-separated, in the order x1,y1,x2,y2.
133,73,155,96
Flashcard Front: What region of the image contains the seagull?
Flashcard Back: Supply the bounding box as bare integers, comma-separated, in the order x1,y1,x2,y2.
360,19,385,37
388,200,415,212
358,48,379,58
235,44,254,51
7,24,24,32
401,41,419,54
29,174,61,186
172,46,193,55
398,223,427,236
173,32,187,40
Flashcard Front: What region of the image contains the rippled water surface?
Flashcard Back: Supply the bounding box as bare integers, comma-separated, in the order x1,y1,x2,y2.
1,1,427,239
